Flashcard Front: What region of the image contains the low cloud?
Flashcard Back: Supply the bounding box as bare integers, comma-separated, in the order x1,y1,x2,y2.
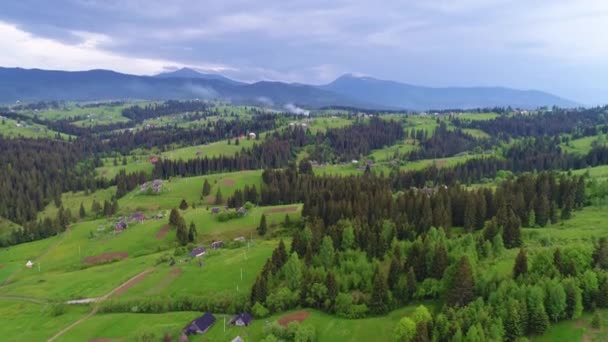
255,96,274,106
284,103,309,116
183,83,218,99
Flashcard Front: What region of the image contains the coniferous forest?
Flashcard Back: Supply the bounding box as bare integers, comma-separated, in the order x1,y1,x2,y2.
1,101,608,341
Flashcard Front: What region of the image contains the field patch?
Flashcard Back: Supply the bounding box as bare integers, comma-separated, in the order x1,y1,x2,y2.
155,225,170,239
264,206,299,214
84,252,128,265
146,268,183,295
222,178,236,186
278,311,310,326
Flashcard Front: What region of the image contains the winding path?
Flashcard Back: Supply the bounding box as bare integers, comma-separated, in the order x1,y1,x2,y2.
47,268,154,342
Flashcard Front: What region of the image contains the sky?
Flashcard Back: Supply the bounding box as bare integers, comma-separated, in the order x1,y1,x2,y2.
0,0,607,104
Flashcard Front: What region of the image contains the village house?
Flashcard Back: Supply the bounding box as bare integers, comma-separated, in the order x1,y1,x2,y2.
230,312,252,327
231,336,245,342
189,247,206,258
129,212,146,223
237,207,248,216
248,132,256,139
211,207,220,215
183,312,216,335
114,221,127,232
211,241,223,249
26,260,33,268
234,236,246,242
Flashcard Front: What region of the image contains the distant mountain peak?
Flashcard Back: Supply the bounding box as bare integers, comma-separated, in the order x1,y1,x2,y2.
155,68,242,85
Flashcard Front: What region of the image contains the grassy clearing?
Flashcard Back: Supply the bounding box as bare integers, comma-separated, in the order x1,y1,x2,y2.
37,187,117,220
23,103,131,124
96,157,154,179
561,136,600,155
57,311,201,342
0,116,67,139
205,303,433,342
0,299,90,341
462,128,491,139
121,240,280,299
534,309,608,342
161,137,258,160
454,112,499,121
368,139,419,162
117,170,263,212
307,117,352,133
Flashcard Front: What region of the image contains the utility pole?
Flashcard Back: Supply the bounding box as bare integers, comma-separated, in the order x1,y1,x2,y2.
241,268,243,280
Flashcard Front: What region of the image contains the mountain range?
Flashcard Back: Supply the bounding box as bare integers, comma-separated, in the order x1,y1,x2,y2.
0,67,579,110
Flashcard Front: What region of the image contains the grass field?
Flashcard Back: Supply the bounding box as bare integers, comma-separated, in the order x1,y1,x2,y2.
22,103,132,124
0,299,90,341
0,116,68,139
161,137,258,160
117,170,263,212
561,136,601,155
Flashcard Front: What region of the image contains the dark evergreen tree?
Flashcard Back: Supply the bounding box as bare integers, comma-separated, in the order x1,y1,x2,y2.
188,222,197,243
79,202,86,219
513,248,528,278
179,199,188,210
202,179,211,196
370,267,389,314
257,214,267,236
446,256,475,307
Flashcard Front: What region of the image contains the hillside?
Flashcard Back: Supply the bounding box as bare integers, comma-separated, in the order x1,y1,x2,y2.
321,74,579,110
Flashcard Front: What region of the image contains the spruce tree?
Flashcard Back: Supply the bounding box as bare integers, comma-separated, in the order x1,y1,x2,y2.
257,214,267,236
169,208,180,226
502,208,521,248
176,218,188,246
215,188,223,205
513,248,528,278
370,267,389,314
446,256,475,307
79,202,86,219
188,221,197,243
179,199,188,210
202,179,211,196
388,255,402,290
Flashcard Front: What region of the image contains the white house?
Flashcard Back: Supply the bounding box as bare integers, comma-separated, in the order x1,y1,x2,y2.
248,132,257,139
25,260,33,268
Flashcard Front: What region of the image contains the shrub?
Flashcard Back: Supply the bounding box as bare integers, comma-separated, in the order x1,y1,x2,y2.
592,311,601,329
252,301,270,318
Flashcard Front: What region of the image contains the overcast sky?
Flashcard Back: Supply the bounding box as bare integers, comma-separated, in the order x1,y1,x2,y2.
1,0,607,104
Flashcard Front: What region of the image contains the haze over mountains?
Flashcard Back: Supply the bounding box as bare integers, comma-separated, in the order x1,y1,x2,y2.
0,67,579,110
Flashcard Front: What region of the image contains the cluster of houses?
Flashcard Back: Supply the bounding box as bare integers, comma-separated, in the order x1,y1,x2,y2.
187,240,224,258
182,311,252,338
211,206,248,216
114,211,165,232
288,122,308,128
140,179,163,193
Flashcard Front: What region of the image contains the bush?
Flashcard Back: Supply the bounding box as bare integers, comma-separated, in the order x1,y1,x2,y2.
252,301,270,318
173,246,187,256
47,303,66,317
592,311,601,329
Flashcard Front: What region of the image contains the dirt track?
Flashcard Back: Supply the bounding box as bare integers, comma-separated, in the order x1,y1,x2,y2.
264,206,298,214
47,269,154,342
278,311,310,326
84,251,128,265
156,224,170,239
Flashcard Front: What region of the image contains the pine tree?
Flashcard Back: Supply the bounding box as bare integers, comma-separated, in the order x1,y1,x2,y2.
535,195,550,227
169,208,181,226
176,218,188,246
79,202,86,219
370,267,389,314
503,300,524,342
502,208,522,248
446,256,475,307
283,214,291,228
388,255,402,291
463,194,476,232
513,248,528,278
202,179,211,196
257,214,267,236
215,188,223,205
319,236,335,268
179,199,188,210
188,221,197,242
432,243,448,279
325,273,338,304
91,200,101,217
406,267,417,300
